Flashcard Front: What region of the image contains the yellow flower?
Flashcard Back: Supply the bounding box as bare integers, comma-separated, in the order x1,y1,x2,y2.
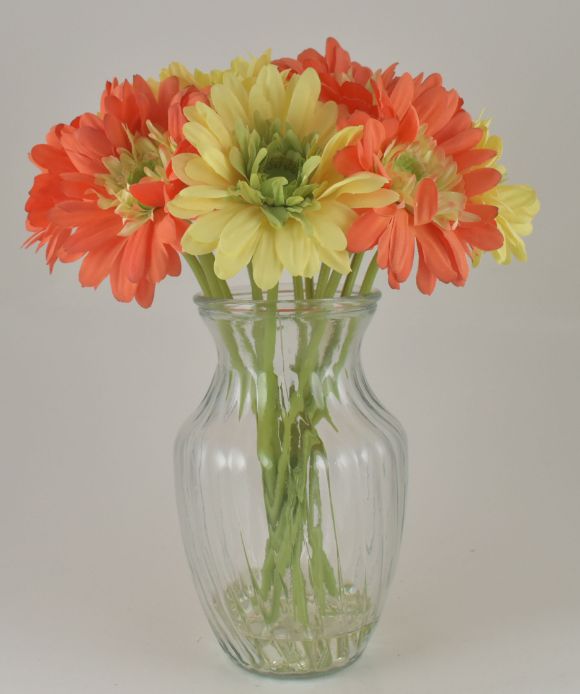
168,65,396,290
473,120,540,265
160,51,272,90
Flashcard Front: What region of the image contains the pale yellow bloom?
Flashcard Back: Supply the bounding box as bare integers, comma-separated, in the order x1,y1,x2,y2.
160,51,272,90
473,120,540,265
168,65,396,290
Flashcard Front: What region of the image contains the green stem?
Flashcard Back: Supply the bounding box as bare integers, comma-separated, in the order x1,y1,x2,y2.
323,270,342,298
256,284,280,511
341,253,364,297
218,278,232,299
248,263,263,301
182,253,211,296
292,276,304,301
360,252,380,295
304,277,314,299
197,253,223,297
314,265,330,298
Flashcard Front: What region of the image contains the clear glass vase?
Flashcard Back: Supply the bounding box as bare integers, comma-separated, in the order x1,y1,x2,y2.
174,289,407,677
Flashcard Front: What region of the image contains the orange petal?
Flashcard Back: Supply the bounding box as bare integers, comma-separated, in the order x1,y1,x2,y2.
435,110,471,143
389,72,414,120
376,220,394,268
166,247,182,276
454,148,497,171
30,144,72,173
414,178,439,225
397,106,420,143
130,180,165,208
439,127,482,156
110,250,138,303
457,221,504,251
389,210,414,281
136,279,155,308
416,245,436,295
463,168,502,196
78,240,123,288
49,201,104,227
326,37,351,73
347,210,388,253
415,224,456,282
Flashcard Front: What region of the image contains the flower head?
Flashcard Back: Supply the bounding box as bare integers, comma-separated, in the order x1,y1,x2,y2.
25,76,190,307
161,51,272,90
276,38,378,118
472,120,540,265
342,75,508,293
168,64,395,290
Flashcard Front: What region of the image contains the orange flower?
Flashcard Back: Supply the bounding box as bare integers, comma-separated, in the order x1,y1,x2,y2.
341,74,503,294
25,75,195,307
275,37,379,118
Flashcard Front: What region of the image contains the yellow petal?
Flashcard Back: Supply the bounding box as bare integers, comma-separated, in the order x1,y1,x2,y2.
189,102,232,149
181,206,242,255
214,212,263,280
317,245,351,275
167,186,230,217
183,156,230,186
159,61,196,87
218,205,263,258
249,65,285,123
319,172,390,200
337,188,399,209
314,201,357,230
309,100,340,148
171,153,196,185
183,121,221,152
303,239,321,277
312,218,347,251
313,125,362,184
274,219,309,276
210,79,249,131
286,68,321,138
252,230,283,290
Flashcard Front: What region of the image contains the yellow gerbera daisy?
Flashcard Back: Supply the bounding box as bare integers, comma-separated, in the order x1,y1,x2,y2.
473,120,540,265
168,65,397,289
160,51,272,90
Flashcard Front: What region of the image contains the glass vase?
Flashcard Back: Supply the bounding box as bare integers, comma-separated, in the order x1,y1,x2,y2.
174,289,407,677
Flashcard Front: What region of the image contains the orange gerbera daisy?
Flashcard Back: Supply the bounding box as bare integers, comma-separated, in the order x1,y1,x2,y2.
25,75,196,307
340,73,503,294
275,37,379,118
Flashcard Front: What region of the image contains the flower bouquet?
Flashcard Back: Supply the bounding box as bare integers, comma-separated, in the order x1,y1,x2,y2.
25,38,539,676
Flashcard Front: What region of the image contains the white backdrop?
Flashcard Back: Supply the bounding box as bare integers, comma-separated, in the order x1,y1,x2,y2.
1,1,579,692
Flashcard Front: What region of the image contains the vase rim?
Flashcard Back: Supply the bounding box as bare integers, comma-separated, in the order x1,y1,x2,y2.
194,286,381,318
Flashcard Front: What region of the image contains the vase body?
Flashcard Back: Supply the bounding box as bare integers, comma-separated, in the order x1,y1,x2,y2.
174,290,407,676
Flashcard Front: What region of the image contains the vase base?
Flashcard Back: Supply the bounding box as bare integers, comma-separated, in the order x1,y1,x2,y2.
227,644,367,678
215,579,376,676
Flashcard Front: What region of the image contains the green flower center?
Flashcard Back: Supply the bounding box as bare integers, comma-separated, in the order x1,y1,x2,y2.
97,126,172,230
229,118,323,227
393,151,425,181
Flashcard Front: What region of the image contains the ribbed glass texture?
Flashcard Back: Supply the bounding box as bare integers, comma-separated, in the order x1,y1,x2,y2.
174,290,407,676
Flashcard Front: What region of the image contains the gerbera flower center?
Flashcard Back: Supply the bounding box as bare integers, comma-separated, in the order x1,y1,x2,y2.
384,128,467,230
229,119,323,227
98,125,171,235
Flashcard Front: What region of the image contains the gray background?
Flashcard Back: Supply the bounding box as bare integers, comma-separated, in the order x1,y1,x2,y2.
1,1,579,692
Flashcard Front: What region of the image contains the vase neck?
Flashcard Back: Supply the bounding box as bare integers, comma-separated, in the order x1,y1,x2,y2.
197,293,378,391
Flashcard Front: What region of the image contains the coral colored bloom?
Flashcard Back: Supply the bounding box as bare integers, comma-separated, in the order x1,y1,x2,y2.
168,65,396,290
276,38,378,118
25,76,192,307
342,75,505,293
471,121,540,265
